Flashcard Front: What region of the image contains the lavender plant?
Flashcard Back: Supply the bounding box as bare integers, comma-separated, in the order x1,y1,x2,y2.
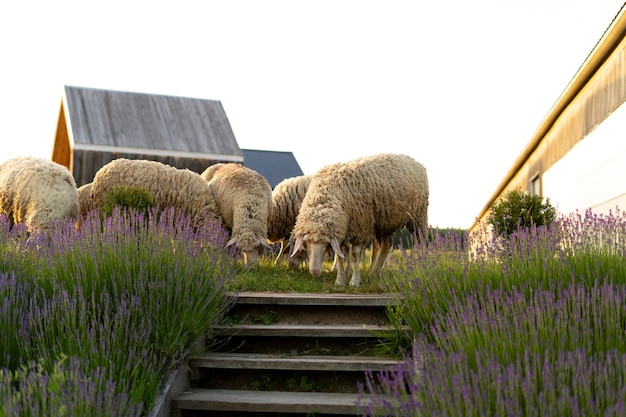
0,207,236,415
366,208,626,416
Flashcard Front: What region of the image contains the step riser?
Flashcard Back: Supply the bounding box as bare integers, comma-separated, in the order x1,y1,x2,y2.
209,335,384,356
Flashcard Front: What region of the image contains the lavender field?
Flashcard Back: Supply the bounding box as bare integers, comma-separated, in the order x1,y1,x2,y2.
364,208,626,416
2,205,626,416
0,208,235,416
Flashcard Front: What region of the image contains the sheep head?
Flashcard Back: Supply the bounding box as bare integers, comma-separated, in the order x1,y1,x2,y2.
291,234,343,276
226,233,270,268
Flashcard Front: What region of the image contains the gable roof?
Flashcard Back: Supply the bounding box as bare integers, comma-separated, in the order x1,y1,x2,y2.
59,85,243,161
242,149,304,188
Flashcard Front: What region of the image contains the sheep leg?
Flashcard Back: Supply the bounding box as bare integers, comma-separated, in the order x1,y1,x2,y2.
334,255,347,286
349,244,364,287
371,235,393,274
369,238,379,268
274,240,286,266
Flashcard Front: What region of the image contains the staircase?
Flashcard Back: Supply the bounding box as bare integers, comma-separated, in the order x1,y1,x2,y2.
169,292,403,416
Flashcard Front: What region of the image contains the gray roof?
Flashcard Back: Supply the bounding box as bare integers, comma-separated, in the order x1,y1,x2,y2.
63,86,243,161
243,149,304,188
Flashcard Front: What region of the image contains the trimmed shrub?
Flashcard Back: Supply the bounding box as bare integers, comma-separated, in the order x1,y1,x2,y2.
488,189,556,237
102,186,154,218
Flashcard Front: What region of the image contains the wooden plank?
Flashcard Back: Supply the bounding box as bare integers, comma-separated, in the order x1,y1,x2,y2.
214,323,398,338
173,389,367,414
228,291,403,307
189,352,399,372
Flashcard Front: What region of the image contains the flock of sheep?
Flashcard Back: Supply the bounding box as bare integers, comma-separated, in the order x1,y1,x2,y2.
0,153,429,287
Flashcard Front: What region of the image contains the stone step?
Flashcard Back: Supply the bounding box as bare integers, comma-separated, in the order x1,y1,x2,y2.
189,352,399,372
172,389,368,415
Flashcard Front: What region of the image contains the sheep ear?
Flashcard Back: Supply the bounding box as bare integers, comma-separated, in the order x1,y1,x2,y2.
330,237,344,258
258,236,271,248
291,235,304,257
226,236,238,247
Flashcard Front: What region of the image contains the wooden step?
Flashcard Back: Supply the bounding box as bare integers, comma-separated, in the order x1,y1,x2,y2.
230,291,402,307
172,389,368,414
213,323,398,338
189,352,399,372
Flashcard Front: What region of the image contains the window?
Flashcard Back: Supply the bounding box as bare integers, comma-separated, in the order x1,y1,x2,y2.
530,172,541,196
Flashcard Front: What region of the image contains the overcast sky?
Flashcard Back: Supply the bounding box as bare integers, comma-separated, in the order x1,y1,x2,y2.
1,1,624,229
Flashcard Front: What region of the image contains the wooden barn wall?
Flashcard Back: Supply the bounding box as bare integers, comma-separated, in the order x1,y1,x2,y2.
51,103,71,169
71,150,229,187
488,34,626,213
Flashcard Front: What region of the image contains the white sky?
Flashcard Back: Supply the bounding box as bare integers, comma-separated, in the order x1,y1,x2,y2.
1,1,624,229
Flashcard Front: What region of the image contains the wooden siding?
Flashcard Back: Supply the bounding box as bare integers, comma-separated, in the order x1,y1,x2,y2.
471,7,626,232
51,102,72,169
63,86,243,159
71,150,231,187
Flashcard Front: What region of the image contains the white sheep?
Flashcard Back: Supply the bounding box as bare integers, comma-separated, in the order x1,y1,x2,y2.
90,158,220,230
77,182,95,216
267,174,313,268
291,153,429,287
201,163,273,268
0,156,79,233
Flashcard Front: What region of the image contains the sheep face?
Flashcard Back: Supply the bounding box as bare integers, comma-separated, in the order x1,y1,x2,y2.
226,233,269,268
292,234,344,277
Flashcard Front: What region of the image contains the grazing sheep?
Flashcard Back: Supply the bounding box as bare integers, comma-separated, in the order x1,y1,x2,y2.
90,158,219,229
0,156,79,233
201,163,273,268
77,182,95,216
267,174,313,268
291,153,429,286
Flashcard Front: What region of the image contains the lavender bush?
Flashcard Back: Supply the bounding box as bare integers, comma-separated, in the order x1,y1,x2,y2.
0,207,235,415
365,208,626,416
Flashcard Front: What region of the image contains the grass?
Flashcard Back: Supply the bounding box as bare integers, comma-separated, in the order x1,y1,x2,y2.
225,249,393,293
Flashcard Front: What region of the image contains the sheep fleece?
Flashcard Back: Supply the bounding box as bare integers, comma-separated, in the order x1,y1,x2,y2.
90,158,219,226
268,174,313,243
294,153,429,250
0,156,79,230
202,163,273,251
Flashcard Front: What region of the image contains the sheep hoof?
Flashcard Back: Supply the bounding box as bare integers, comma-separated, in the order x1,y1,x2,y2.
349,278,361,287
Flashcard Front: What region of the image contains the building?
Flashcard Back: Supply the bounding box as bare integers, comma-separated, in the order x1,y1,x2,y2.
52,85,245,187
242,149,303,188
472,3,626,233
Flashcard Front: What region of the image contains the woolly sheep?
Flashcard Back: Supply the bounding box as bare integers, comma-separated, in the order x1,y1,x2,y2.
90,158,219,229
201,163,273,268
267,174,313,268
0,156,79,233
77,182,95,216
291,153,429,287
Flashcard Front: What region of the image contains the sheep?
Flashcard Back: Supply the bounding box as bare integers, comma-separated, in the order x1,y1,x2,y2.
201,163,273,268
77,182,95,216
291,153,429,287
267,174,313,268
0,156,79,233
90,158,220,230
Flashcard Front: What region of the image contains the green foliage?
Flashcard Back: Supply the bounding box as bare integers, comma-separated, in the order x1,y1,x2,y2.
102,186,155,217
487,188,557,237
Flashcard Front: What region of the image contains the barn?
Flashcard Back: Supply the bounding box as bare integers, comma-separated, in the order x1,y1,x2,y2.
472,3,626,233
52,86,249,186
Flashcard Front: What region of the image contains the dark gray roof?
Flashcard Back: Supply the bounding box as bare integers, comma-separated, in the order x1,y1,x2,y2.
63,86,243,161
243,149,304,188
